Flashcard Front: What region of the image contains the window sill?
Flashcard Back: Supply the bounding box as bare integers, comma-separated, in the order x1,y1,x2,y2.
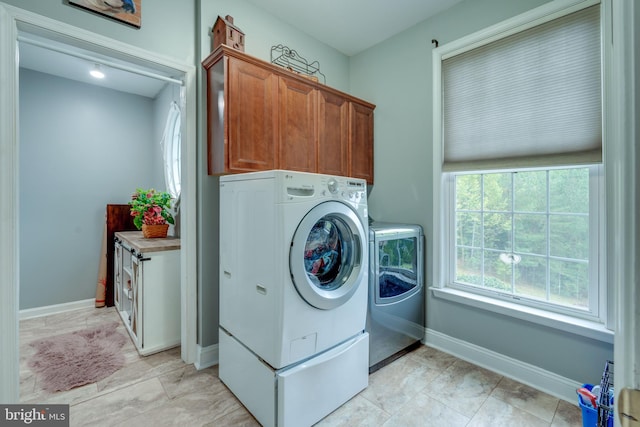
430,287,614,344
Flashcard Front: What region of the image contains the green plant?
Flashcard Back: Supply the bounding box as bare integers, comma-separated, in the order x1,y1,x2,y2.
129,188,175,230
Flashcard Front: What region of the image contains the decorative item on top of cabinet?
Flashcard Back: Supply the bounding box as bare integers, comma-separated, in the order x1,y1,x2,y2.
212,15,244,52
202,46,376,183
270,44,326,84
128,188,175,238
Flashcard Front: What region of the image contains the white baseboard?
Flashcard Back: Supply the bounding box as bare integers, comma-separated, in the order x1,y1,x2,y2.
425,328,581,405
195,343,219,370
19,298,96,320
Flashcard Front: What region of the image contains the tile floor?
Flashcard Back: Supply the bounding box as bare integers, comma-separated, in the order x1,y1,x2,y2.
19,307,584,427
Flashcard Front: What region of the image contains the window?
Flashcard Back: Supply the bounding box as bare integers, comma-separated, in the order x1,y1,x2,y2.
162,101,181,202
450,166,601,319
433,0,606,324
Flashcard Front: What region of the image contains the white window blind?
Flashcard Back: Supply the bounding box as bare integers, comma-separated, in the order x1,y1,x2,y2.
442,5,601,172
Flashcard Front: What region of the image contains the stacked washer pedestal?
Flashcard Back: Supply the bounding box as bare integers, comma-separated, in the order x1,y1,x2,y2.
219,170,370,427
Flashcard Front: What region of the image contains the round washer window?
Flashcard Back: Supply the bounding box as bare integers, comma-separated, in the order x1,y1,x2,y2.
304,216,354,291
290,201,366,310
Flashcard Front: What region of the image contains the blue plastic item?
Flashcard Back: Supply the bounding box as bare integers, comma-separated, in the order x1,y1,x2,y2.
577,383,613,427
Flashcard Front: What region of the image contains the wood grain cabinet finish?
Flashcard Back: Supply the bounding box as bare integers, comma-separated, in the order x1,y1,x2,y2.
349,102,375,183
317,89,349,177
227,57,278,172
206,55,277,174
278,76,318,173
203,46,376,183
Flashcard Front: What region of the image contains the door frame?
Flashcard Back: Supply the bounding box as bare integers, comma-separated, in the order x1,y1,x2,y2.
0,3,198,402
611,0,639,417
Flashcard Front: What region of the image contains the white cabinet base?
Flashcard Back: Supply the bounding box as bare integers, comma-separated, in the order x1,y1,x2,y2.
114,231,180,356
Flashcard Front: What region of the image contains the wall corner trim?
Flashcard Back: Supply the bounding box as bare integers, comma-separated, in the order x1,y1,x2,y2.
425,328,581,404
19,299,96,320
195,343,219,370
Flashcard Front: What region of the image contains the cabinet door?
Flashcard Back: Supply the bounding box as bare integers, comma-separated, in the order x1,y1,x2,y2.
120,249,134,327
317,90,348,177
278,76,317,172
349,102,375,183
227,57,278,172
114,243,121,310
131,256,140,340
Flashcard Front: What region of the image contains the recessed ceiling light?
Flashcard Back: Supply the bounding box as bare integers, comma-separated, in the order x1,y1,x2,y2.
90,63,105,79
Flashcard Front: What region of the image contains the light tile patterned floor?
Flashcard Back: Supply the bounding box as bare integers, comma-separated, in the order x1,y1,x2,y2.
19,307,583,427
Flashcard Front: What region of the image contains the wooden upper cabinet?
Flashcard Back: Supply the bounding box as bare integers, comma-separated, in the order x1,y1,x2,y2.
203,46,375,183
278,76,317,173
317,90,349,177
349,102,375,183
227,56,278,172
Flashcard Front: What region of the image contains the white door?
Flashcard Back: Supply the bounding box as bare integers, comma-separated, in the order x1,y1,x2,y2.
289,201,366,310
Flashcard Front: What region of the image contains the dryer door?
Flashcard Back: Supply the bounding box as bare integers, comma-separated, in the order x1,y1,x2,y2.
290,201,366,310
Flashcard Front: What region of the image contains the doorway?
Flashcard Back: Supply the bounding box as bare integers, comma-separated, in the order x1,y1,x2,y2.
0,5,197,402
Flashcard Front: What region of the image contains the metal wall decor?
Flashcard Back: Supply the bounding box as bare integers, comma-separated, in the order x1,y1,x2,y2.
270,45,326,84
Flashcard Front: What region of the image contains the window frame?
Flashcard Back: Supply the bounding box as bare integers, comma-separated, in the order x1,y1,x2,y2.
162,101,182,201
444,165,604,322
431,0,613,340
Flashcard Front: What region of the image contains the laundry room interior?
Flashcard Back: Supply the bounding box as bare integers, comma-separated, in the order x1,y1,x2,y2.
1,0,635,426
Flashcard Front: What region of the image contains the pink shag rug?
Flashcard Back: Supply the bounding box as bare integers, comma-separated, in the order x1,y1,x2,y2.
28,321,127,392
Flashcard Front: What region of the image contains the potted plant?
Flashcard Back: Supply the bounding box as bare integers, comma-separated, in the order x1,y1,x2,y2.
129,188,175,238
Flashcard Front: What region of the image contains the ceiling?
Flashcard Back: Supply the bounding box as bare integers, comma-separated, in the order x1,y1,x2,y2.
18,33,172,98
244,0,464,56
18,0,463,96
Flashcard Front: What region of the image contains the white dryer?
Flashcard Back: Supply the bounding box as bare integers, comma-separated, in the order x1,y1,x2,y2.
218,170,369,427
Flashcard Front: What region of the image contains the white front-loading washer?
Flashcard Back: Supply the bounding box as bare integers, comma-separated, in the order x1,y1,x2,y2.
218,170,369,427
219,169,368,368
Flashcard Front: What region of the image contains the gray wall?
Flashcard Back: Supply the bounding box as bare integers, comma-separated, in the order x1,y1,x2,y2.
2,0,195,65
19,69,164,309
199,1,350,91
349,0,613,384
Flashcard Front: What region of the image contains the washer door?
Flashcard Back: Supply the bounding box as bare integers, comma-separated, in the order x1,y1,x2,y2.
290,201,366,310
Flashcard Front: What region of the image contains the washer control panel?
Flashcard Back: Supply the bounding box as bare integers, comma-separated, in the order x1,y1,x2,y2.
322,177,366,202
282,172,366,204
327,178,339,194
